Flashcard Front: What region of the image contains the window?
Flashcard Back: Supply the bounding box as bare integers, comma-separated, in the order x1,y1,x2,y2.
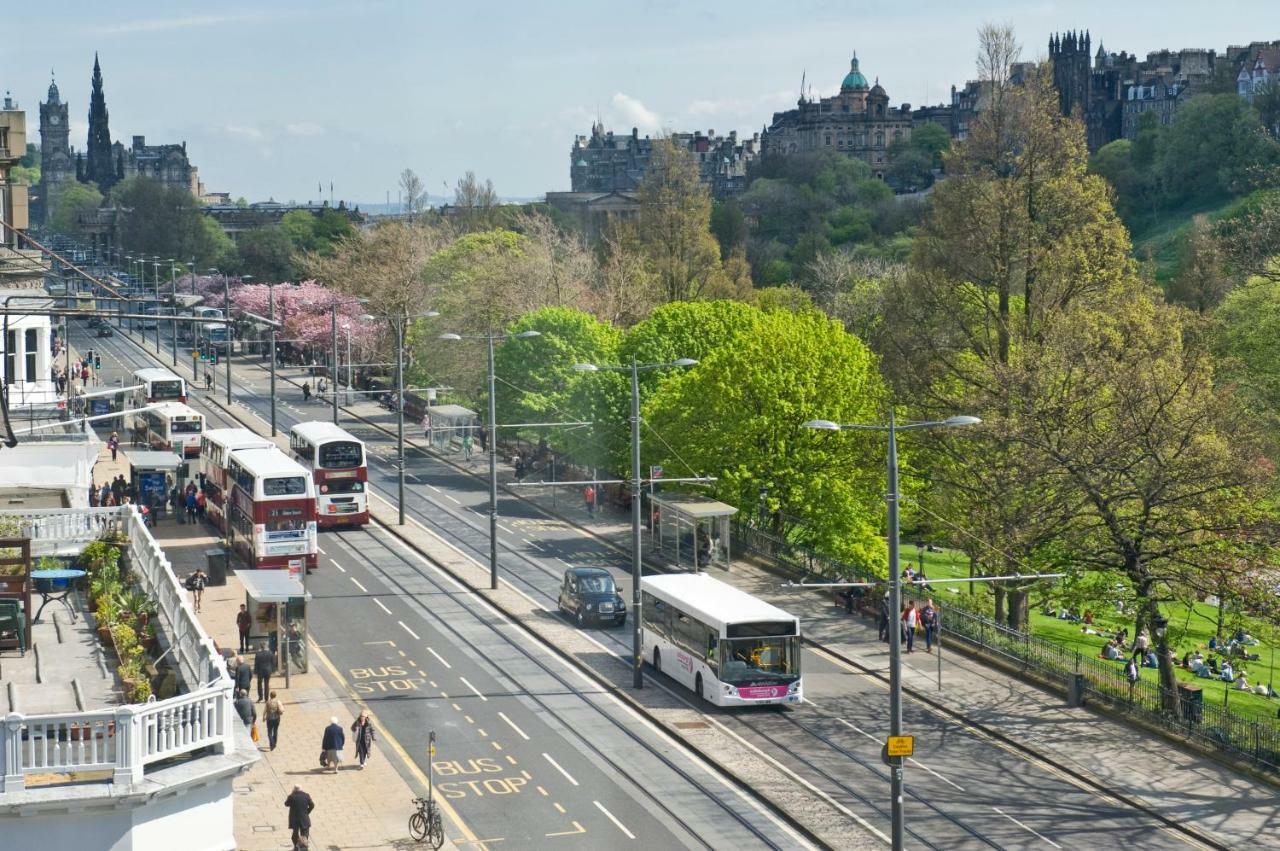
263,476,306,496
23,329,37,382
172,420,202,434
875,132,884,147
151,380,183,400
721,637,799,685
318,441,362,469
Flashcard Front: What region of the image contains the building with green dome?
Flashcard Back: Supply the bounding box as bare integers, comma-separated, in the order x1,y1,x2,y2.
760,51,913,180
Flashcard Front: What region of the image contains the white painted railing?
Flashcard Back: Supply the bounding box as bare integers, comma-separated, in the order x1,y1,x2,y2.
0,506,235,792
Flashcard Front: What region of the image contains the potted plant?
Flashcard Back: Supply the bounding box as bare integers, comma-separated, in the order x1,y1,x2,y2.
89,560,121,609
95,597,120,643
117,589,156,633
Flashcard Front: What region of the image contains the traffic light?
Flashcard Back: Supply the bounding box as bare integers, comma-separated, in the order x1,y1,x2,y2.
94,356,101,370
211,351,219,365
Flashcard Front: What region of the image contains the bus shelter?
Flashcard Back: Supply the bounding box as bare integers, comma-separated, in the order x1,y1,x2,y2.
421,404,479,454
239,570,311,678
123,449,183,514
650,494,738,571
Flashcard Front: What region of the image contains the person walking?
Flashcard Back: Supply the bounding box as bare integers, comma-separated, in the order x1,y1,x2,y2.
205,371,213,391
321,716,344,773
284,786,314,851
584,484,596,518
236,604,252,652
1132,629,1150,663
317,377,327,399
107,431,119,462
901,600,919,653
187,569,207,613
462,432,473,462
921,599,938,652
234,654,253,695
350,710,376,769
254,641,275,702
169,486,182,524
264,691,284,751
302,381,312,403
234,688,256,727
196,489,207,518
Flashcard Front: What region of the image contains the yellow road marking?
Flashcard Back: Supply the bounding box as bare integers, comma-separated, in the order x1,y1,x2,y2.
546,821,585,837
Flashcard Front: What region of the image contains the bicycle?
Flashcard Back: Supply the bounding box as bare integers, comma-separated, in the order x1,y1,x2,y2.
408,796,444,848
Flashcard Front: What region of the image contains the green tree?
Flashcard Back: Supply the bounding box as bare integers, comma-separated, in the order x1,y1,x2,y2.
1213,274,1280,429
644,309,890,566
636,139,725,302
1167,214,1232,312
235,226,295,282
908,121,952,168
1157,94,1280,207
46,181,103,238
1255,78,1280,138
709,200,747,259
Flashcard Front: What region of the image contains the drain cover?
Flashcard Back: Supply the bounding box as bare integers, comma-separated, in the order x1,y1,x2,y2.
674,721,709,730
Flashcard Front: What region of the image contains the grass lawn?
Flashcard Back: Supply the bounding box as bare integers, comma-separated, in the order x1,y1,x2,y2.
897,543,1280,724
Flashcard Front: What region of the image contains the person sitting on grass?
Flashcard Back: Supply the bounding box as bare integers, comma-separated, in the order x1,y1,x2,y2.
1219,660,1234,682
1235,671,1251,691
1142,650,1159,668
1101,640,1122,661
1190,655,1211,678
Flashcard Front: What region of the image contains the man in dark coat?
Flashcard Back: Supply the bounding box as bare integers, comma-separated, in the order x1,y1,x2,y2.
234,654,253,694
233,689,256,727
284,786,314,849
321,716,344,773
254,642,275,702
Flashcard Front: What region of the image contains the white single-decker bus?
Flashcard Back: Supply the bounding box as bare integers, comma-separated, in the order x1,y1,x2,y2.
641,572,802,706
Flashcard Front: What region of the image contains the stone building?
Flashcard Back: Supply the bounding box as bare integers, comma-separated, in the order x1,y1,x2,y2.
760,53,913,179
0,92,29,246
570,125,760,198
37,55,199,223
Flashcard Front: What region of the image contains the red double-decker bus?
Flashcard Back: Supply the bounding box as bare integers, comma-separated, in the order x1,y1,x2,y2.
199,428,274,533
288,421,369,528
227,448,318,572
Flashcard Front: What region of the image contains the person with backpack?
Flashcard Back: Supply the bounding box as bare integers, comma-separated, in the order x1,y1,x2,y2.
920,599,938,652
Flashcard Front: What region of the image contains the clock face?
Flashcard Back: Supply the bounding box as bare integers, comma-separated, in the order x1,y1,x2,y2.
49,114,60,126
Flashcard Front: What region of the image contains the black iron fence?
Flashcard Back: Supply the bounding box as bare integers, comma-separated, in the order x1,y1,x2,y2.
731,518,1280,777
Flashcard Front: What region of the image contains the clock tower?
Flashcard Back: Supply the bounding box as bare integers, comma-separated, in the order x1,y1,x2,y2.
36,74,73,224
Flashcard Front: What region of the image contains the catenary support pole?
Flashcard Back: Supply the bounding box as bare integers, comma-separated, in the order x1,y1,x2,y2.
487,332,499,587
630,358,643,689
887,411,904,851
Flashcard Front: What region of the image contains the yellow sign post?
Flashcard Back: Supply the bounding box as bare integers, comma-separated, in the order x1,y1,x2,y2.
886,735,914,758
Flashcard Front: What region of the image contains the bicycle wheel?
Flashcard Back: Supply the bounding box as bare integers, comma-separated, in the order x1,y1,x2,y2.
408,810,427,842
428,810,445,850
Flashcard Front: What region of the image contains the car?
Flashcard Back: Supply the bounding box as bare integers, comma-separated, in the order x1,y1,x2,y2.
558,567,626,628
87,316,103,328
96,325,113,337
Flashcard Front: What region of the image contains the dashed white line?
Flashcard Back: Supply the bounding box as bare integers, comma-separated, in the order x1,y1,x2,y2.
458,676,487,701
316,545,327,555
397,621,420,640
427,647,452,669
443,494,461,505
594,800,635,840
498,712,530,740
349,576,368,593
542,752,578,786
993,808,1061,848
332,562,346,573
373,599,392,615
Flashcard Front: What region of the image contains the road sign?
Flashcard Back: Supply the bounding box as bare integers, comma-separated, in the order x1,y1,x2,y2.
650,465,664,479
886,735,914,758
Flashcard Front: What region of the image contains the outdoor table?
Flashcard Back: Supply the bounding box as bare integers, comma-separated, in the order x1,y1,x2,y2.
31,568,87,623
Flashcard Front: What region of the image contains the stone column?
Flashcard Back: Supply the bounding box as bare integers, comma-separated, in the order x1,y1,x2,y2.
3,713,25,791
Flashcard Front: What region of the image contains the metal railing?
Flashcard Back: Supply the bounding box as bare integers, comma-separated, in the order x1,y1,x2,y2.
0,506,234,792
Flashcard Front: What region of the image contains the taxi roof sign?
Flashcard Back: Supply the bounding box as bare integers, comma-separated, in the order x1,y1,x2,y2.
886,735,914,758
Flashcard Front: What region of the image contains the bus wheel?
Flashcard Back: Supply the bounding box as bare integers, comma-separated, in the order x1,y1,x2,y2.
695,673,705,703
652,648,661,673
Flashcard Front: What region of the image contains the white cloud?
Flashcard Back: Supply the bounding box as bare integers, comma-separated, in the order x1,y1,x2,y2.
285,122,324,137
609,92,662,134
686,90,795,119
98,11,293,36
224,124,265,140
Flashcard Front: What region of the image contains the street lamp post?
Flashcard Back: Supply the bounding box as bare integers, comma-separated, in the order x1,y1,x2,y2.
268,284,277,436
167,258,178,367
804,412,980,851
575,357,697,687
330,302,339,425
441,328,542,588
152,257,162,355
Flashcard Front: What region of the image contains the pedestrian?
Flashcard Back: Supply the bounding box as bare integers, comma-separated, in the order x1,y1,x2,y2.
513,454,526,482
254,641,275,702
878,592,891,643
921,599,938,652
901,600,919,653
234,688,256,727
186,569,207,612
350,709,376,769
235,654,253,695
196,489,207,518
302,381,312,403
584,483,596,517
462,432,473,462
186,488,198,522
477,425,487,452
111,475,124,504
1132,629,1149,662
107,431,119,462
420,413,431,444
89,484,99,507
169,486,182,524
321,716,344,773
265,690,284,750
205,371,213,391
284,786,314,851
317,377,327,399
236,604,252,653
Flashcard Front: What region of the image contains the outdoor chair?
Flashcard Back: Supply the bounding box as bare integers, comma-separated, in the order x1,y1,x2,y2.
0,598,27,657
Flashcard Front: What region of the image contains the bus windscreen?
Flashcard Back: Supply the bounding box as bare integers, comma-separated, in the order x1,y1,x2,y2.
152,380,184,399
318,441,363,468
171,420,202,433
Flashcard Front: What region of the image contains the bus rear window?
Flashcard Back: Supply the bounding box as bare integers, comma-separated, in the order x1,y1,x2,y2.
152,380,183,399
318,441,363,468
171,420,202,434
263,476,306,496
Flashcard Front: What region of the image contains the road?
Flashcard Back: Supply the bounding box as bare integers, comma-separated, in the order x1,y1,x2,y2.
79,309,1224,850
75,320,813,850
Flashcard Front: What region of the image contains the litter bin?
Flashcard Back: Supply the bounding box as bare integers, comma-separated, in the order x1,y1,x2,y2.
1178,682,1203,724
1066,672,1086,707
205,547,228,587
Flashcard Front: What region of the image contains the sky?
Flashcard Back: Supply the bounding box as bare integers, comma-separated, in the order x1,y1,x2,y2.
1,1,1274,204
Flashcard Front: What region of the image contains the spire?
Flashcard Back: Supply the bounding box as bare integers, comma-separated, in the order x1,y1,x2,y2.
85,52,117,191
47,70,59,104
